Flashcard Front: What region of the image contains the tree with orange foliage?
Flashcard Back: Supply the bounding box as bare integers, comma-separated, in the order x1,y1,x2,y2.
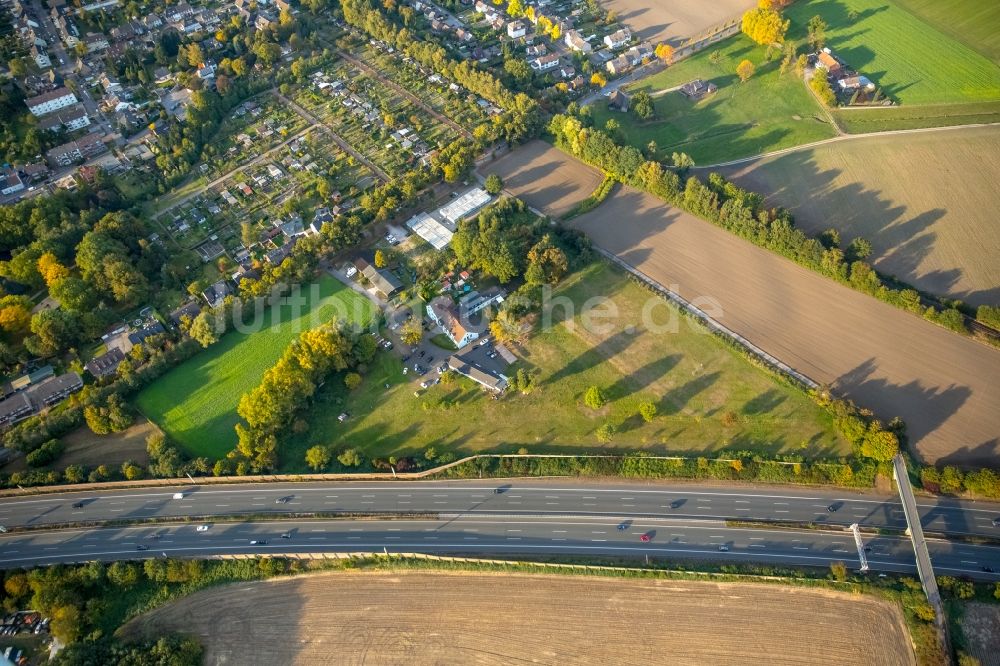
736,59,756,82
654,43,674,64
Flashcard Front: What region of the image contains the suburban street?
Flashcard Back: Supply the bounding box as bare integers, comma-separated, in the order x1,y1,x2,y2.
0,480,999,578
1,514,998,579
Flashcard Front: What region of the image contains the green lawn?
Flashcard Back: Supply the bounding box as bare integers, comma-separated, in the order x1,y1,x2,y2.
595,35,837,165
785,0,1000,104
136,275,378,458
893,0,1000,65
295,262,847,471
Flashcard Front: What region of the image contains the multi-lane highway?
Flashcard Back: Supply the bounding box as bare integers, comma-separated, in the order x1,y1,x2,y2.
0,480,997,577
1,480,998,536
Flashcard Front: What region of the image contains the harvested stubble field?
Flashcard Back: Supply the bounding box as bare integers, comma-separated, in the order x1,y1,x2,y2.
120,571,915,665
721,125,1000,307
597,0,752,46
498,143,1000,465
486,141,606,219
960,602,1000,666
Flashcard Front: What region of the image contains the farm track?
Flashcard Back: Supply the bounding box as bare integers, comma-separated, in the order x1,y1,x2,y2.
336,49,474,140
120,571,915,665
695,119,1000,169
485,142,1000,466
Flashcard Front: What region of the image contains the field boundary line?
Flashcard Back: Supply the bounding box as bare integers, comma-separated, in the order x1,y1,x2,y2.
695,120,1000,169
592,248,819,390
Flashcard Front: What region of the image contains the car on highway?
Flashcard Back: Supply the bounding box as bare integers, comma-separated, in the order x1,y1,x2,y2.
249,540,268,545
196,525,210,532
993,517,1000,527
71,501,84,508
639,534,650,542
828,504,839,512
136,545,149,551
718,545,730,552
982,566,995,573
281,533,291,539
275,497,290,504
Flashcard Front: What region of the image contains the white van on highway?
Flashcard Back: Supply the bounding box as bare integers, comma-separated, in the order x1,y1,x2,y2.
172,492,185,499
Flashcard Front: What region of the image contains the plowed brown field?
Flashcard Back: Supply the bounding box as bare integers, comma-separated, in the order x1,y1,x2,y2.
598,0,753,46
488,143,1000,465
721,126,1000,307
488,141,605,219
121,571,915,665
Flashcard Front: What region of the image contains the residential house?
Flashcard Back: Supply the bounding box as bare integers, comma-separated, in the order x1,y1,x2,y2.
127,322,166,347
507,20,525,39
354,258,402,299
1,170,25,196
606,54,632,75
84,348,125,378
458,286,505,316
564,29,591,53
24,87,78,116
603,28,631,49
30,45,51,69
201,279,233,308
169,300,202,326
679,78,717,100
37,104,90,131
427,296,478,348
531,53,560,71
558,65,576,79
607,89,630,112
447,353,507,392
83,32,109,52
23,372,83,408
816,49,842,74
45,133,106,167
526,44,546,57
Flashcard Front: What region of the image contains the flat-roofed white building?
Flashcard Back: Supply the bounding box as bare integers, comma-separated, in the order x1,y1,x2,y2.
406,211,453,250
435,187,491,226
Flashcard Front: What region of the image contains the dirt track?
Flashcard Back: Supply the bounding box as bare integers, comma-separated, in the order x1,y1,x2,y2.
721,125,1000,307
598,0,753,46
121,571,914,665
494,144,1000,465
487,141,605,219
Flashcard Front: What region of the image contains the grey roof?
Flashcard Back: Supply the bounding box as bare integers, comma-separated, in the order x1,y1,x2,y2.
0,393,33,425
85,348,125,377
24,372,83,407
170,300,202,325
447,355,507,392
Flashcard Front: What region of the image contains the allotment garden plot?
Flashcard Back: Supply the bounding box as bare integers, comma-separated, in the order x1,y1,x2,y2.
154,129,376,257
293,56,468,178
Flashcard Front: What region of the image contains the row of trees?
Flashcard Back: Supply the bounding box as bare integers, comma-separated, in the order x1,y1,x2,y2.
232,320,377,471
548,113,972,339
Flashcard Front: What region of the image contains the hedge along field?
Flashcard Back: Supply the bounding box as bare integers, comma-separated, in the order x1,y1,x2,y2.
785,0,1000,104
601,34,836,164
136,275,377,458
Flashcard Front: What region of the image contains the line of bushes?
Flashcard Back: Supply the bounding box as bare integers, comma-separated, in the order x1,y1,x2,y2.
432,452,883,488
561,174,617,221
547,113,996,342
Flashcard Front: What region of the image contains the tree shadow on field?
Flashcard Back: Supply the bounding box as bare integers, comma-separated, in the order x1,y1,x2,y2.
832,357,973,463
544,329,638,387
606,353,682,400
720,149,968,303
742,389,786,415
658,371,721,415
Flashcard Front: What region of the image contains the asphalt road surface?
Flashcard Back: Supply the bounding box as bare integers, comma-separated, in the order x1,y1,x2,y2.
0,516,998,579
1,480,998,537
2,481,998,578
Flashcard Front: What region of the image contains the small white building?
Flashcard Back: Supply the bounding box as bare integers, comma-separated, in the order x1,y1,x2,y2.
604,28,631,49
507,20,526,39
